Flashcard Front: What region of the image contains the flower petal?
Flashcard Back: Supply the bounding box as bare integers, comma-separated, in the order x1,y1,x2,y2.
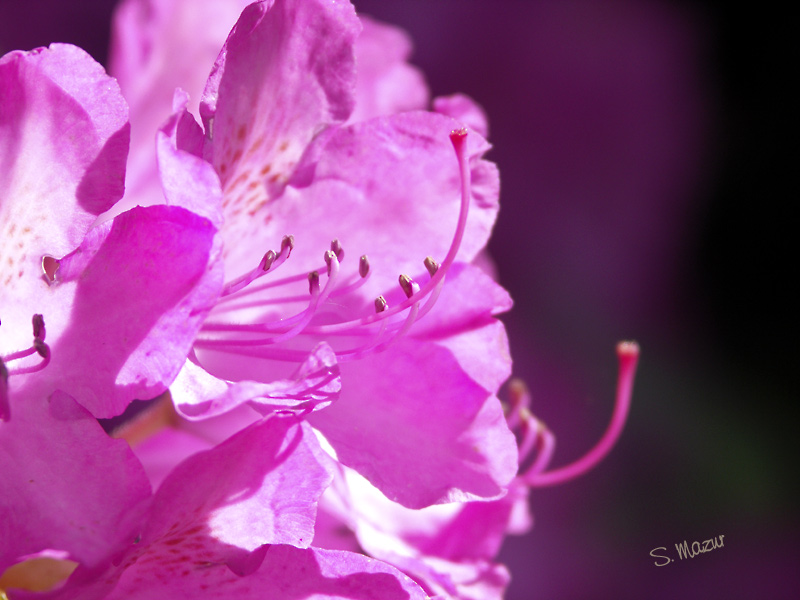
308,338,518,508
105,546,428,599
349,16,429,123
31,204,222,418
200,0,360,261
0,390,150,573
172,343,340,420
0,43,128,345
109,0,250,214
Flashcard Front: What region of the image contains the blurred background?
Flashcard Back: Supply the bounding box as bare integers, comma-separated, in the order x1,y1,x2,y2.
2,1,795,598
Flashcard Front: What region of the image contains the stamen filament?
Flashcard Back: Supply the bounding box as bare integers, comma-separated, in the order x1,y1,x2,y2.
2,347,37,362
195,254,341,348
527,341,640,487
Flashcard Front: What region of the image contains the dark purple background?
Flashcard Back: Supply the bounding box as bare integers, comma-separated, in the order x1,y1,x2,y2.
2,1,795,598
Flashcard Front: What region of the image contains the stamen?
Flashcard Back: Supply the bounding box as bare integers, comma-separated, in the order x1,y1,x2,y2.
359,255,370,278
7,341,51,376
32,314,46,341
323,250,338,277
424,256,439,277
41,255,60,284
219,233,295,299
261,250,277,272
195,253,341,347
281,234,295,256
398,274,419,299
374,296,388,313
526,341,640,487
308,271,320,295
330,239,344,262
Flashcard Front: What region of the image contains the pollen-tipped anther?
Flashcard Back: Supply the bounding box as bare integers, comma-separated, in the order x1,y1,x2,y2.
398,274,419,299
260,250,277,271
423,256,439,277
330,239,344,261
324,250,339,276
308,271,320,295
32,314,46,341
280,234,295,257
374,296,388,313
41,255,60,284
359,255,370,278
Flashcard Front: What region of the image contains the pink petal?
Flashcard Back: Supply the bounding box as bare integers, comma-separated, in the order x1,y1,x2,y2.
155,90,224,227
35,204,222,418
308,338,518,508
0,390,150,573
137,416,330,555
172,343,340,420
106,546,428,599
199,0,360,263
0,44,128,349
349,16,429,123
109,0,250,215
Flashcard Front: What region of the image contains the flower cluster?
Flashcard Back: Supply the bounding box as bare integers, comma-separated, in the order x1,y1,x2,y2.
1,1,638,598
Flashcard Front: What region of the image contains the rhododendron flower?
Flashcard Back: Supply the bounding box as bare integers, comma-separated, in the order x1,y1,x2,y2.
110,0,518,510
0,43,221,421
1,40,426,599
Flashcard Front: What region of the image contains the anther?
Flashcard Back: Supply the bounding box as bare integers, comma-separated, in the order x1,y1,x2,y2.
323,250,338,276
308,271,320,294
359,255,370,278
261,250,277,272
423,256,439,277
398,274,419,299
42,255,60,284
34,339,50,359
280,235,295,257
374,296,388,313
330,239,344,262
32,314,46,341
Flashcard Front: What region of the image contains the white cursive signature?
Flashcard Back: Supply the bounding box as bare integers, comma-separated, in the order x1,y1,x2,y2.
650,534,725,566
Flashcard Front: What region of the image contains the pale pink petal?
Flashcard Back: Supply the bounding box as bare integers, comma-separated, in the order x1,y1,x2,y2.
31,205,222,418
199,0,360,264
0,390,150,573
349,16,429,123
308,338,517,508
105,546,428,599
155,89,224,227
136,417,330,556
109,0,250,214
172,343,340,420
0,43,128,354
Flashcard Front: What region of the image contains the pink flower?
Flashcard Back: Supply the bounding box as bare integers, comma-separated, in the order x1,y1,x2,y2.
113,0,518,509
0,43,221,421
